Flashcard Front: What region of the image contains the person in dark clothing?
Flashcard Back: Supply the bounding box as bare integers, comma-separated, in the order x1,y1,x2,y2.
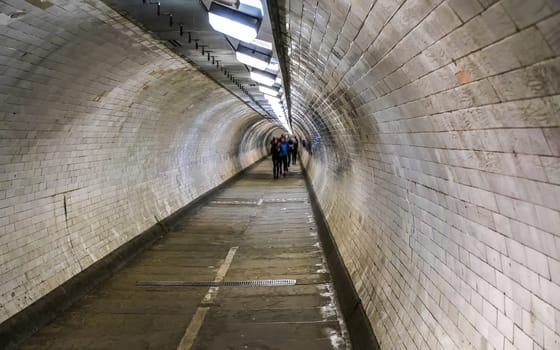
279,136,289,176
270,137,281,179
287,137,294,167
291,137,298,164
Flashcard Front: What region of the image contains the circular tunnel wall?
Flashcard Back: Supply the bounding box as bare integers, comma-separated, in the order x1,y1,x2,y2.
281,1,560,349
0,0,278,322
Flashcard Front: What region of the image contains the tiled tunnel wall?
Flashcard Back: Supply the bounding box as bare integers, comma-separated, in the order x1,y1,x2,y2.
0,0,277,323
287,0,560,349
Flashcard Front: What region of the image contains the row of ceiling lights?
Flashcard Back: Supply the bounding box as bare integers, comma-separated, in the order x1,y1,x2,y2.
187,33,252,95
207,0,291,133
145,5,245,92
142,0,280,124
140,0,291,133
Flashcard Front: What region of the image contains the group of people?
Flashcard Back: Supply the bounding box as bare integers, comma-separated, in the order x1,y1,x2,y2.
270,135,299,179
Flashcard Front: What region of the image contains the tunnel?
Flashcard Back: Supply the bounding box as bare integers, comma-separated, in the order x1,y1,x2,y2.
1,0,560,349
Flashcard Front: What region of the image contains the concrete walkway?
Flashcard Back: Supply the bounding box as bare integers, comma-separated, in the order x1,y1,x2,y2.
19,159,350,350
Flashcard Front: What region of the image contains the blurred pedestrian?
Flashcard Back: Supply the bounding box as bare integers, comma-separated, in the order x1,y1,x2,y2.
271,137,281,179
291,136,298,164
287,137,294,167
279,135,289,177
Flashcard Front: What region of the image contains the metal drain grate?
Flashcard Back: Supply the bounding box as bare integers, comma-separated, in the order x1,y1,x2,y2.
136,279,296,287
209,198,263,206
263,198,308,203
210,200,259,206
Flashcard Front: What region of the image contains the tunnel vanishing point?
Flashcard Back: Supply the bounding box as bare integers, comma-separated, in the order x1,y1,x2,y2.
1,0,560,349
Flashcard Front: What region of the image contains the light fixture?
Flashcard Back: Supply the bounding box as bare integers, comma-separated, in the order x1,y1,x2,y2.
276,114,292,134
208,2,261,43
259,85,280,96
239,0,263,17
265,94,280,103
266,89,280,96
266,62,280,72
251,38,273,51
250,69,276,86
270,103,283,112
236,44,271,70
265,97,281,107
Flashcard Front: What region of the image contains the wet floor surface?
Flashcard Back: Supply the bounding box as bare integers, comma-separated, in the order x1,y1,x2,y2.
19,159,350,350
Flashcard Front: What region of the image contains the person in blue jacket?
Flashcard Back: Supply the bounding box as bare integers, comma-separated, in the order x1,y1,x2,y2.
279,135,289,177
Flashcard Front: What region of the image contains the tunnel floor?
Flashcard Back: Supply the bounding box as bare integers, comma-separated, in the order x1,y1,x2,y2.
18,159,350,350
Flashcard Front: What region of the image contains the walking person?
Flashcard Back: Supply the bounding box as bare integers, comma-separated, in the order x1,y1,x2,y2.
271,137,281,179
291,136,299,165
279,135,289,177
287,137,294,167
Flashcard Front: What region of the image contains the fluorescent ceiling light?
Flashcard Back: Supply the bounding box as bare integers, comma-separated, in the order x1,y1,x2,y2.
278,117,292,134
265,95,280,103
271,104,283,112
251,38,273,51
270,101,282,108
259,85,280,96
239,0,263,17
240,0,263,11
208,2,260,43
269,100,282,106
268,61,279,72
250,69,276,86
216,0,238,5
264,92,279,99
236,44,271,70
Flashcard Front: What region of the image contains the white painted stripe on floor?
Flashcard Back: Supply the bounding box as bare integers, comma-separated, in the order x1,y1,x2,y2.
214,246,238,283
176,307,209,350
176,246,239,350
